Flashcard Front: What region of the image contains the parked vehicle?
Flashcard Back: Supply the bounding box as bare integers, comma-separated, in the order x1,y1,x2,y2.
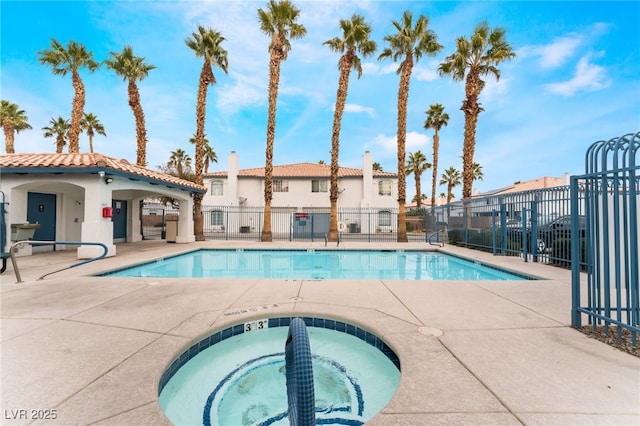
507,215,586,253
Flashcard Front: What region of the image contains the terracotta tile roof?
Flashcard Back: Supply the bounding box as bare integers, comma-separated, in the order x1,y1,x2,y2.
205,162,396,178
0,153,206,193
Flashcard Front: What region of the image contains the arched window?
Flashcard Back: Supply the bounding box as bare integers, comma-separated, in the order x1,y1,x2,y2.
378,210,391,226
210,210,223,227
211,181,223,196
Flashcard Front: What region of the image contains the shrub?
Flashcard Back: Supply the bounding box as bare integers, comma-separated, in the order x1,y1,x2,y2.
551,238,586,268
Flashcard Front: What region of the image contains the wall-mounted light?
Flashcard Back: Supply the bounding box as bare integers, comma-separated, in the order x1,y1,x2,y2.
239,197,247,204
105,177,114,184
338,188,346,194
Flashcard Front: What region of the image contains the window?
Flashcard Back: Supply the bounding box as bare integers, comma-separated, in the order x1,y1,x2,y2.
311,179,328,192
211,180,223,196
210,210,223,227
273,180,289,192
378,180,392,196
379,210,391,226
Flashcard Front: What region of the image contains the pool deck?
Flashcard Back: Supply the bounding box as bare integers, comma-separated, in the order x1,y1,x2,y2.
1,240,638,426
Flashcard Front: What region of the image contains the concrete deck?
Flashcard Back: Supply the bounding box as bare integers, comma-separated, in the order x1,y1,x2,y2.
1,240,638,426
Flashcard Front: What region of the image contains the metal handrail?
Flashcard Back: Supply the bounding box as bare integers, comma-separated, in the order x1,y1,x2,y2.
428,228,445,247
8,240,108,283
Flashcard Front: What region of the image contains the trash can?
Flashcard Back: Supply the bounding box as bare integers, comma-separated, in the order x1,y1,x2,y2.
10,223,40,241
166,221,177,243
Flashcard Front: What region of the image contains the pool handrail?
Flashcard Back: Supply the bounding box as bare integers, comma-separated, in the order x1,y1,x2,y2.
8,240,108,283
428,223,447,247
285,317,315,426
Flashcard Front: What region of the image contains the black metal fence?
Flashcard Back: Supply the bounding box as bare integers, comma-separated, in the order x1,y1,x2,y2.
430,184,585,268
141,186,589,268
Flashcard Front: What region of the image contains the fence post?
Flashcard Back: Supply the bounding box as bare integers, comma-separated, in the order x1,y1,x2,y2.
492,209,497,255
522,208,528,262
500,200,507,255
570,175,582,328
531,198,539,263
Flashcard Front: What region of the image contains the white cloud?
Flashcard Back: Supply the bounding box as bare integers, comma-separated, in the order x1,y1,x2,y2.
545,54,610,96
373,131,429,153
362,62,398,76
481,76,511,102
413,66,439,82
533,35,583,69
343,103,376,117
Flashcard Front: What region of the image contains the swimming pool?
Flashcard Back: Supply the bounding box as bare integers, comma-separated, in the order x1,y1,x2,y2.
158,317,401,425
102,249,531,280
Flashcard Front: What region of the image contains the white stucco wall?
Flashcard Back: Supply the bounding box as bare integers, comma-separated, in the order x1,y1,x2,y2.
202,151,398,210
0,172,197,259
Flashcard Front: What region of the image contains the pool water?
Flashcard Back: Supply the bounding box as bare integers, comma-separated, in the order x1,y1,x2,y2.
103,250,528,280
159,324,401,425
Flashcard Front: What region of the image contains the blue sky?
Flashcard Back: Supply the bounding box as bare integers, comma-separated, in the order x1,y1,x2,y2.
2,0,639,200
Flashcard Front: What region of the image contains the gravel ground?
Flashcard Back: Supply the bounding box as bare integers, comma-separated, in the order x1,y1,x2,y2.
579,325,639,358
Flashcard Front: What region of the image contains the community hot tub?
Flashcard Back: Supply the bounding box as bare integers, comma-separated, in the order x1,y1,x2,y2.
158,317,401,426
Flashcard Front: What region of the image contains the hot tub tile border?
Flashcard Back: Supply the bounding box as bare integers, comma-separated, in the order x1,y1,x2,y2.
158,316,400,395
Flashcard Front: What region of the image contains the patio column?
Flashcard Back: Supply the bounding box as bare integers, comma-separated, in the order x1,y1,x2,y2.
175,196,195,243
78,177,116,258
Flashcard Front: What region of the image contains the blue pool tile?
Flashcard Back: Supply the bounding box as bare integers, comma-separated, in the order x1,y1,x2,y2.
210,332,221,345
199,339,211,351
158,315,402,396
221,328,232,340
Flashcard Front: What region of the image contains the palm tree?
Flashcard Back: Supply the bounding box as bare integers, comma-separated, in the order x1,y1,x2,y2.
185,25,228,241
472,162,484,182
424,103,449,210
438,21,515,200
372,162,383,171
104,46,155,166
378,10,442,242
168,148,192,179
189,134,218,173
38,39,99,153
81,112,106,153
439,166,461,204
406,151,431,208
323,14,377,242
257,0,306,242
42,116,70,153
1,100,32,154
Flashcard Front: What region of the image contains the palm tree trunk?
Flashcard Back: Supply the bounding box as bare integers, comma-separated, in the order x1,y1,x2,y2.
88,134,94,153
415,172,421,208
129,80,148,167
261,51,282,242
3,125,15,154
396,56,413,243
431,131,439,209
328,52,353,242
194,62,214,242
461,70,482,200
69,70,84,153
56,135,65,153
